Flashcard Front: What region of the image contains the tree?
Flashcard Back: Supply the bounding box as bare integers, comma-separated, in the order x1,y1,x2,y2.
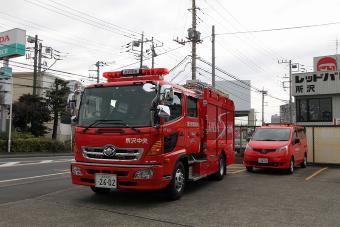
13,94,51,137
46,78,70,140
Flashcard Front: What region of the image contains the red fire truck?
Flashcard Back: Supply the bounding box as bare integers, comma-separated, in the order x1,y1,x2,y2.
71,68,235,199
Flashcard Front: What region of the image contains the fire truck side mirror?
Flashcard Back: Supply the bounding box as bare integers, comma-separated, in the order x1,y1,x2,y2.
160,85,174,105
157,105,170,119
142,83,156,92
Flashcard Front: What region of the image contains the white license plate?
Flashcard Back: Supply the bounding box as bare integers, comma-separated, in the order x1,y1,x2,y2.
95,174,117,189
258,158,268,164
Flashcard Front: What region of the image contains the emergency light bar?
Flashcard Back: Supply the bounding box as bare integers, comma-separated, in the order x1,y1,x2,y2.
103,68,169,79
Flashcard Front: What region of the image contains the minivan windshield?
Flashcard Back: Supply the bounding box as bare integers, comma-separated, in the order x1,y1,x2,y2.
251,128,291,141
78,85,156,128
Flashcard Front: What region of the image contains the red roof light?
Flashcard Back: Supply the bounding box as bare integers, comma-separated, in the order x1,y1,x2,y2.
141,68,169,75
103,71,122,79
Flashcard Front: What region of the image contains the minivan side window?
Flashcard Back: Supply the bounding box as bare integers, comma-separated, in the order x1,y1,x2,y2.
292,130,299,144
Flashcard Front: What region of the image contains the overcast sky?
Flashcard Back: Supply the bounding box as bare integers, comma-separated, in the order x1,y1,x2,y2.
1,0,340,123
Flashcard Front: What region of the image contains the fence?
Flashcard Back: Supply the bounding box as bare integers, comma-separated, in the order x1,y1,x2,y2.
306,126,340,164
235,126,257,153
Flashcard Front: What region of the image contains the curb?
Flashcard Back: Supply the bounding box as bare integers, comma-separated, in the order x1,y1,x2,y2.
0,152,73,159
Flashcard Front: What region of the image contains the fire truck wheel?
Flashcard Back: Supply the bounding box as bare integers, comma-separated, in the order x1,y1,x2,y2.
91,187,111,194
166,162,185,200
211,154,226,181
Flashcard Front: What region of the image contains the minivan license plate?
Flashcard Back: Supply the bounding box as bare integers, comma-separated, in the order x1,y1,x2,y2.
95,174,117,189
258,158,268,164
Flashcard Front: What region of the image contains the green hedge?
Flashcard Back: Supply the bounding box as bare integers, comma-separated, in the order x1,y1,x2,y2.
0,138,71,153
0,132,35,140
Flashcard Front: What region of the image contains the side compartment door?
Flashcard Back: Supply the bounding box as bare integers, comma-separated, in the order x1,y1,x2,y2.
185,96,200,154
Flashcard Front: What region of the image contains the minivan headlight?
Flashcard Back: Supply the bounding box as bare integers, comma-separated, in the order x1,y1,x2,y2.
276,145,288,152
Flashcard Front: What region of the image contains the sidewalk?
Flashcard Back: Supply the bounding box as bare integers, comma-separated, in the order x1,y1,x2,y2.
0,152,73,159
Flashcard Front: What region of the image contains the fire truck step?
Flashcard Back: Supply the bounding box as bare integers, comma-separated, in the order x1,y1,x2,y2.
188,174,207,181
188,158,207,165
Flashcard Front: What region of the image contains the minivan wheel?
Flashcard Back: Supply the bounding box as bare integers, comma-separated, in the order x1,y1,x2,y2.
301,154,307,168
287,158,294,174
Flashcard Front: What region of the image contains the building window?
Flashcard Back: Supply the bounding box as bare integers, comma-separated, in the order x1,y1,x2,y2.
297,98,332,122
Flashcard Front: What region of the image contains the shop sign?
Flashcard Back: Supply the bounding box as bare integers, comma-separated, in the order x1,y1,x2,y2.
313,55,340,72
0,28,26,60
292,71,340,96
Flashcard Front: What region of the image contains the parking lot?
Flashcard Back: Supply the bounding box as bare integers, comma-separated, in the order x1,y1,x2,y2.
0,160,339,227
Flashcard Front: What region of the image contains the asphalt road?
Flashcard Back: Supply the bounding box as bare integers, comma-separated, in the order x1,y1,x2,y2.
0,157,339,227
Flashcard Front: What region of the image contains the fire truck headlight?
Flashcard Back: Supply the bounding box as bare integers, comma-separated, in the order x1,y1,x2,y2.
134,169,154,179
71,166,83,176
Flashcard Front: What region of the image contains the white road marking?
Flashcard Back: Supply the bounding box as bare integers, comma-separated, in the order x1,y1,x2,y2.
0,172,69,184
0,162,20,167
39,160,53,164
228,169,246,174
0,159,74,168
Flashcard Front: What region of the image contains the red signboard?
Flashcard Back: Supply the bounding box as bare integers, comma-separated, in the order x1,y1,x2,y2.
316,56,337,71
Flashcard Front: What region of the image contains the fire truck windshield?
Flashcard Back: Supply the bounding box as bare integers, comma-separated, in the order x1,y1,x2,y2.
78,85,156,128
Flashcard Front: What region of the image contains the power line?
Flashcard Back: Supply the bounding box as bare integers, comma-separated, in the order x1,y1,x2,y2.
196,67,251,104
169,55,190,73
197,57,288,103
49,0,140,37
24,0,136,39
112,45,186,70
9,60,90,79
170,61,191,83
215,21,340,36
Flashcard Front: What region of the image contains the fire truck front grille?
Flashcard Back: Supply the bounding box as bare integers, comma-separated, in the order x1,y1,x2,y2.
82,146,144,161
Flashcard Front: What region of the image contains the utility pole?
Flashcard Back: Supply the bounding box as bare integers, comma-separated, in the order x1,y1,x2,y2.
37,42,43,95
212,25,216,88
151,37,155,68
279,59,293,123
288,60,292,123
140,32,144,68
92,61,106,83
191,0,197,80
174,0,201,80
32,35,38,96
261,89,267,125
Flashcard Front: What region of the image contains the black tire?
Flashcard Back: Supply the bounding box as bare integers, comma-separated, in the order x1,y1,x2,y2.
211,154,226,181
246,166,253,172
301,154,307,168
91,186,111,194
165,162,186,200
287,157,294,174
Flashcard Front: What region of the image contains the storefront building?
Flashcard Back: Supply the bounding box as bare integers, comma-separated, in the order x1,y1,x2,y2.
292,55,340,125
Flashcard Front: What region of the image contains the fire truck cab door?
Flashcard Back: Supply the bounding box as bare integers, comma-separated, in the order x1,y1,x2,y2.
185,96,200,154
